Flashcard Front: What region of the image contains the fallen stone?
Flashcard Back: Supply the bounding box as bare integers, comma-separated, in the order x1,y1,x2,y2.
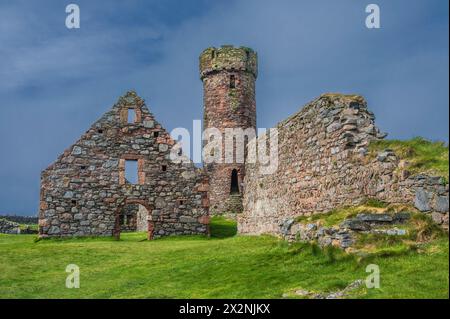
291,279,364,299
280,218,295,235
433,196,449,213
340,219,370,231
356,213,393,223
393,212,411,223
415,189,431,212
431,212,444,225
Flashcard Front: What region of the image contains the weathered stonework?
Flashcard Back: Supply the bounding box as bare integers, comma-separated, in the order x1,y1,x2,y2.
239,94,449,235
200,45,257,215
38,45,447,241
39,91,210,239
0,218,21,234
283,212,411,250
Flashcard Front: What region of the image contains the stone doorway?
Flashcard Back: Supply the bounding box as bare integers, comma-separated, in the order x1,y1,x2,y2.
230,169,240,194
114,199,152,240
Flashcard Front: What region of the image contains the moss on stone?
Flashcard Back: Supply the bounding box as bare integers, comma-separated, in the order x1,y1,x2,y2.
294,203,385,227
199,45,257,79
368,137,449,181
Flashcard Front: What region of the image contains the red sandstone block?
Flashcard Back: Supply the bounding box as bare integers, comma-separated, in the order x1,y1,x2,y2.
198,215,210,225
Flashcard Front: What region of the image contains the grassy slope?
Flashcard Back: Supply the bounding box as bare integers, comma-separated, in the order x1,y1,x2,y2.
368,137,449,180
0,216,448,299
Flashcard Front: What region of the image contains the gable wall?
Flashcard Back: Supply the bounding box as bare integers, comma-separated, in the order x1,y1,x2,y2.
39,92,209,238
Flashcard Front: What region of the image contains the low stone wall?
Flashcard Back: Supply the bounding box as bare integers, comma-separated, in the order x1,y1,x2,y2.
282,211,411,250
239,94,449,236
0,218,21,234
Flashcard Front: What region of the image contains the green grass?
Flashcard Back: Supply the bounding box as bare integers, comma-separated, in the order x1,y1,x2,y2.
0,217,448,299
294,201,446,255
19,224,38,232
294,200,387,227
209,216,238,238
368,137,449,181
295,207,358,226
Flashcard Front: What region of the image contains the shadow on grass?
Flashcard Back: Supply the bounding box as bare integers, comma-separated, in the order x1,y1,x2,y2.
33,216,238,243
210,216,237,239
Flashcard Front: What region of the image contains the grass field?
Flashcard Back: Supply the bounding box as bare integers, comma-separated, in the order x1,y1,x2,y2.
0,217,448,299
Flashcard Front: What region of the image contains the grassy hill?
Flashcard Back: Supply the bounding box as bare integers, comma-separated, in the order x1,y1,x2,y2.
0,217,448,299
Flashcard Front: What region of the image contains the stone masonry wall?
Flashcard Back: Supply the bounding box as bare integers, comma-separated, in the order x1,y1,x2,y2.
239,94,449,235
0,218,21,234
39,91,210,239
200,46,257,215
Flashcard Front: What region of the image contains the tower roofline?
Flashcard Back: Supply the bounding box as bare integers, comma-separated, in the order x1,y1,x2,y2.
199,45,258,79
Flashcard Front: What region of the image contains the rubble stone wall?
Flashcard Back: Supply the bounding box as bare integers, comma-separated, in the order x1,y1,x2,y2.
0,218,21,234
239,94,449,235
39,91,210,239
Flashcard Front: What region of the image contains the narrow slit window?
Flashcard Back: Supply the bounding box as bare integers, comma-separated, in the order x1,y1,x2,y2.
125,160,138,184
127,108,135,124
230,169,239,194
229,75,236,89
153,131,159,138
161,165,167,172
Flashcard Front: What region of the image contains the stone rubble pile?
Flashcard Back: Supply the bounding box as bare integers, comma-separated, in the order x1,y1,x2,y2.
283,279,364,299
0,218,21,234
282,211,412,249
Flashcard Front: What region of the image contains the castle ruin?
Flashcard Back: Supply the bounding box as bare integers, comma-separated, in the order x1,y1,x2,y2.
38,45,449,239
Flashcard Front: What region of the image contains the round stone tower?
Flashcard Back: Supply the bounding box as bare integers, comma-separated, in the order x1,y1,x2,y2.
199,45,257,215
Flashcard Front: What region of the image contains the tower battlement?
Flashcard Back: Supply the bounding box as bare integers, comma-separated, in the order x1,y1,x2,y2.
199,45,258,80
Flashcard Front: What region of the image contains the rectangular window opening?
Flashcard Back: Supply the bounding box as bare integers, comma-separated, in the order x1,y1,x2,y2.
127,108,135,124
229,75,236,89
161,165,167,172
125,160,138,184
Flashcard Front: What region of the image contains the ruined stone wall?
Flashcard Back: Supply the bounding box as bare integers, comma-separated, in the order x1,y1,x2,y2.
39,91,209,238
239,94,449,235
0,218,20,234
200,45,257,215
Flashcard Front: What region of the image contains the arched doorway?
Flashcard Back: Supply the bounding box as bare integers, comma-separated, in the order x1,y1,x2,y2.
230,169,239,194
113,199,152,240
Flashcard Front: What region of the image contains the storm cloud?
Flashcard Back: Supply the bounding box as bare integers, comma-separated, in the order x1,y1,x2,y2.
0,0,448,215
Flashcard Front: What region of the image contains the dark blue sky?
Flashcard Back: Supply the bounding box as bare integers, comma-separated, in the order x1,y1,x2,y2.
0,0,448,216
